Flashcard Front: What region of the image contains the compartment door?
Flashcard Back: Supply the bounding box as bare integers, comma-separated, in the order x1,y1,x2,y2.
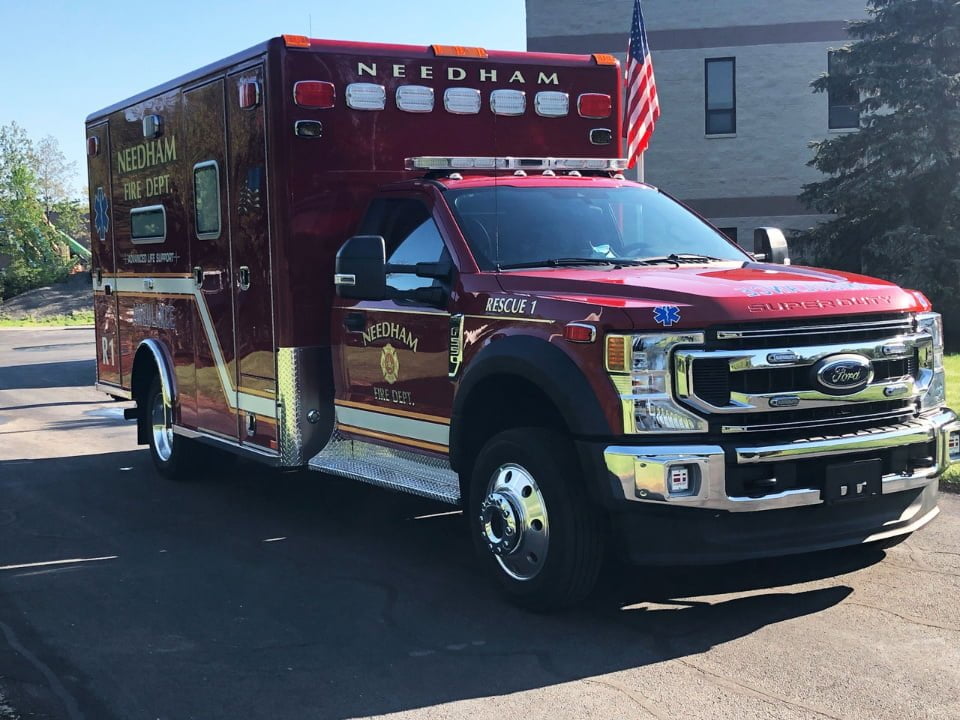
227,66,277,449
184,79,238,440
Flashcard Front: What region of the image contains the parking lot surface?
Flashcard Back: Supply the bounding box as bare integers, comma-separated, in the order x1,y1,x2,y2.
1,327,959,720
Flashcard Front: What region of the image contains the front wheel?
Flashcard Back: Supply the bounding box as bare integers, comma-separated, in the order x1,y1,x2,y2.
469,428,605,611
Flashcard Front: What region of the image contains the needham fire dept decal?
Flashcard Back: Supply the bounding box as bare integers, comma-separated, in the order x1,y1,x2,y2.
362,322,420,405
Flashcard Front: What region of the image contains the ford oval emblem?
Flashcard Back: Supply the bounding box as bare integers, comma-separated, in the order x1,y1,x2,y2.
812,354,873,395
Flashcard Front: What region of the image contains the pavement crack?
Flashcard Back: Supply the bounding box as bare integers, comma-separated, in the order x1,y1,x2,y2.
0,621,84,720
582,678,671,720
844,601,960,633
677,659,847,720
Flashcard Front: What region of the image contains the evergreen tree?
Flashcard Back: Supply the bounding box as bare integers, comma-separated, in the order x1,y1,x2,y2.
800,0,960,345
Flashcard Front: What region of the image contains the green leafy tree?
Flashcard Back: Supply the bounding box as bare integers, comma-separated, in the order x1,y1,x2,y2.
0,124,72,300
800,0,960,345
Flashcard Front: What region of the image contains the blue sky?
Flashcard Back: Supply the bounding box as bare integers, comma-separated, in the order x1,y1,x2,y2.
0,0,527,197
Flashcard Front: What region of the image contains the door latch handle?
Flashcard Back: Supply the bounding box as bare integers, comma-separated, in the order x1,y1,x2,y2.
344,311,366,332
193,265,203,287
238,266,251,291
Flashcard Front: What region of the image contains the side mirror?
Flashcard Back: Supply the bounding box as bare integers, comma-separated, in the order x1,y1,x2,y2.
335,235,387,300
753,227,790,265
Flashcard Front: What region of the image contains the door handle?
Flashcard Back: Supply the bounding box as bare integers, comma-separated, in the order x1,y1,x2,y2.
238,266,251,291
193,265,203,287
344,311,366,332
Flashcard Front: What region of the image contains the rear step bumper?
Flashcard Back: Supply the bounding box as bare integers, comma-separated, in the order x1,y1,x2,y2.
604,409,960,512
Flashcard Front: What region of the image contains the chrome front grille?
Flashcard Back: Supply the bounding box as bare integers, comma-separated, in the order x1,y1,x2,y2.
675,315,934,434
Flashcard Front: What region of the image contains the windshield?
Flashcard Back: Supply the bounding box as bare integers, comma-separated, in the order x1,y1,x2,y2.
444,185,749,270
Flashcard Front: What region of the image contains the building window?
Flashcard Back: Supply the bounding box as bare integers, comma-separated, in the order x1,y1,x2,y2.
828,51,859,130
130,205,166,244
193,161,221,239
718,227,738,243
705,58,736,135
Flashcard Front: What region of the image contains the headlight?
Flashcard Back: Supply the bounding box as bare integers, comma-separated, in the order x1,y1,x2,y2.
606,333,708,433
918,312,946,410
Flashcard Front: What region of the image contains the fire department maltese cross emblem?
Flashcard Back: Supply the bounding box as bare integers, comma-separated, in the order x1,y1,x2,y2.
380,343,400,384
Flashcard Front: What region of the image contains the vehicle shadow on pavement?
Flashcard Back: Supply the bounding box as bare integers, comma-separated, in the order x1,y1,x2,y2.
0,451,868,720
0,359,95,391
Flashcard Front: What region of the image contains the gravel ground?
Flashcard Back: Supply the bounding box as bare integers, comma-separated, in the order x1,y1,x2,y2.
0,274,91,319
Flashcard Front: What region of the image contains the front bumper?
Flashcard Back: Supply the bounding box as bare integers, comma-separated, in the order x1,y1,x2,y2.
604,408,960,512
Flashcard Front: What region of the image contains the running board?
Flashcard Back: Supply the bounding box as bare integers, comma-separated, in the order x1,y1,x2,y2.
308,431,461,505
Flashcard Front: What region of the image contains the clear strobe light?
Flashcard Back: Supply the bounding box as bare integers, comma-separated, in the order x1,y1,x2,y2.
345,83,386,110
535,91,570,117
444,87,482,114
396,85,435,113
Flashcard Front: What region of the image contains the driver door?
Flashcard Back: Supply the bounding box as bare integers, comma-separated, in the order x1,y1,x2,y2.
334,196,454,454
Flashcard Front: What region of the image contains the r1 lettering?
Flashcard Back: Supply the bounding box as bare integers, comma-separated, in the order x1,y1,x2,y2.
101,336,115,367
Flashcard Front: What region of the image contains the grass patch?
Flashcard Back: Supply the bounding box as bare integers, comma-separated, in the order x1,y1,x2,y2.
942,354,960,493
0,310,94,327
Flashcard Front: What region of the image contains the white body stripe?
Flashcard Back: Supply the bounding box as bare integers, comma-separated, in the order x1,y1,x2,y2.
97,275,276,418
336,405,450,447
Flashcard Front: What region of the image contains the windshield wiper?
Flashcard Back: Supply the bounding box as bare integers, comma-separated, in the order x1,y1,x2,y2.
498,258,621,270
638,253,727,266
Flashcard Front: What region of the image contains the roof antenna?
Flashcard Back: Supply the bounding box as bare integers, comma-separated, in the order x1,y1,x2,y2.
308,14,312,37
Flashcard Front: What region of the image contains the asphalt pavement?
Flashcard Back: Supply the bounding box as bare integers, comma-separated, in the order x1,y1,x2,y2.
0,327,959,720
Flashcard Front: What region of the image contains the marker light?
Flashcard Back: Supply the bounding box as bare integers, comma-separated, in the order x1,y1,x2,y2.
444,87,481,114
142,114,163,139
294,120,323,138
535,91,569,118
606,335,629,373
239,80,261,109
345,83,386,110
283,34,311,48
590,128,613,145
396,85,435,113
86,136,99,157
593,53,618,66
432,44,488,58
578,93,612,119
564,323,596,343
490,89,526,116
294,81,335,109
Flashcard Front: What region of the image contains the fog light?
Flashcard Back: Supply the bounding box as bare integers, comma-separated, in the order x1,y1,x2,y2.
949,431,960,459
668,465,691,494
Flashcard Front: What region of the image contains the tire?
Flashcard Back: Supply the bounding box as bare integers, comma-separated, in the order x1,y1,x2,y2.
145,374,202,480
468,427,605,611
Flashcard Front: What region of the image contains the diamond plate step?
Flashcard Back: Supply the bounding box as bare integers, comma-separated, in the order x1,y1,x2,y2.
308,430,460,504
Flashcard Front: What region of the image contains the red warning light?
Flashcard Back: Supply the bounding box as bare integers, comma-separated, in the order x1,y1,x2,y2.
578,93,612,119
293,81,336,109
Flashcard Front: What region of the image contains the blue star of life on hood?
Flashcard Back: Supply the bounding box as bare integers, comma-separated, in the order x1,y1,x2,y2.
653,305,681,327
94,187,109,241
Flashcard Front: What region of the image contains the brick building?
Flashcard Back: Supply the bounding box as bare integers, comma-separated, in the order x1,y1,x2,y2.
526,0,868,247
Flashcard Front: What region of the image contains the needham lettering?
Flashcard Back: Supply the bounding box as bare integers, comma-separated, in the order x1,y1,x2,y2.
357,62,559,85
362,321,420,352
117,136,177,174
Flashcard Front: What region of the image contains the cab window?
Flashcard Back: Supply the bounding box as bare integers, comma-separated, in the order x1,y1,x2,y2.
358,198,449,292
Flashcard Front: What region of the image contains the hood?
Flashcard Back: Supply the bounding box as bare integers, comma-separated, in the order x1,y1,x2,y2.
495,262,926,330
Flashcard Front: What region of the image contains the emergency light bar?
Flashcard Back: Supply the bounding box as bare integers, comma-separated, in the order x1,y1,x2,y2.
405,157,629,172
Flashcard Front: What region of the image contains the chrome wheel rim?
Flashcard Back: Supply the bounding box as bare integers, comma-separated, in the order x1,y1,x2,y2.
480,463,549,581
151,390,174,462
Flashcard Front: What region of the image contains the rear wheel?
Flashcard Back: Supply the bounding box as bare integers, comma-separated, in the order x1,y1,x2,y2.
469,428,605,611
144,374,225,480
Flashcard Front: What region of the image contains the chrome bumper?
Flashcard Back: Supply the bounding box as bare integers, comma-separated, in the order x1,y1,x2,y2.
604,409,960,512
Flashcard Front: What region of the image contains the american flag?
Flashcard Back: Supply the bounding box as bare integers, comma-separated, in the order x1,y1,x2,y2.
625,0,659,168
